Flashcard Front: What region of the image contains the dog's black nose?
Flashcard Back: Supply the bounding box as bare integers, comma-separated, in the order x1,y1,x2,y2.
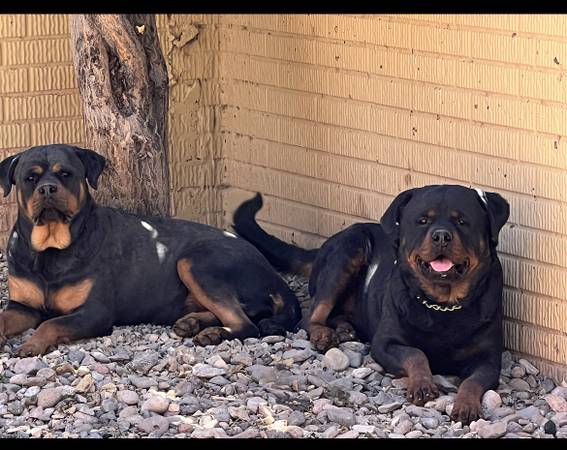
432,228,452,246
38,183,58,197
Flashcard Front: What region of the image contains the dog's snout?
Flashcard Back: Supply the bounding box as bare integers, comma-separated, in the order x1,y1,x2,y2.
38,183,58,198
431,228,452,246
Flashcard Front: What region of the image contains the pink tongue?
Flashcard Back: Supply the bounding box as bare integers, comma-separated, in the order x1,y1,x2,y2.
430,257,454,272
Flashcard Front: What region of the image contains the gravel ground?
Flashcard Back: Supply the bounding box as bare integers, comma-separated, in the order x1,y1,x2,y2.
1,251,566,438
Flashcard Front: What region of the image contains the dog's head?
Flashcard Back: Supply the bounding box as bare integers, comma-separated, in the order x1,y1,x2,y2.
381,185,509,304
0,144,106,251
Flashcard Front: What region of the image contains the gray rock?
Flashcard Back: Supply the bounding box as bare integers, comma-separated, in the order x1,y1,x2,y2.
326,406,356,426
191,428,228,438
209,376,230,385
477,421,507,439
137,416,170,436
68,350,85,364
24,386,41,398
91,351,110,363
406,430,423,438
551,386,567,400
7,400,24,415
261,336,285,344
518,359,539,376
37,387,69,408
247,365,278,383
322,348,350,372
510,365,526,378
36,368,56,381
230,353,253,366
288,410,306,426
343,349,363,368
128,375,158,389
126,352,159,375
282,349,312,362
541,378,556,394
378,401,404,413
13,357,47,375
322,425,340,438
421,417,439,429
117,390,139,405
509,378,530,392
405,405,443,419
515,406,545,425
394,419,413,435
551,412,567,427
337,430,359,438
391,377,408,389
192,363,226,378
246,397,268,413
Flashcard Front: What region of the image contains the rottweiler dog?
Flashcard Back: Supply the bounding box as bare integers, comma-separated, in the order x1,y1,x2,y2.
233,185,510,423
0,144,301,356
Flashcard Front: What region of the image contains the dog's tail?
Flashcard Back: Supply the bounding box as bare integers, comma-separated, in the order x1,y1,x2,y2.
232,193,318,278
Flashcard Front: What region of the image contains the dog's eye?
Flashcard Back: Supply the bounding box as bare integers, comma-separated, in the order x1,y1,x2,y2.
417,217,428,225
26,174,38,183
60,171,71,178
457,218,466,226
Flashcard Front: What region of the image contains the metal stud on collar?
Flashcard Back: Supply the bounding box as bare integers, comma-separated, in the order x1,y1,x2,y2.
416,295,462,312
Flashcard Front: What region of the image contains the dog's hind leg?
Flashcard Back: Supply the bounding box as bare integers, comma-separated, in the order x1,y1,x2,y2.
173,311,221,338
306,229,370,352
176,258,260,346
257,286,302,337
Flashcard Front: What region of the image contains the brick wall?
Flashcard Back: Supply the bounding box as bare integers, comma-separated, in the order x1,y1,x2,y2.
218,14,567,382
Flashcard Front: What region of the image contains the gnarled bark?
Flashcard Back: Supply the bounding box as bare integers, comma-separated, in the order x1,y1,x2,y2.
70,14,170,216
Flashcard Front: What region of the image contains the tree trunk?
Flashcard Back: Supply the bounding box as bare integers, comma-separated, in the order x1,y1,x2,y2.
70,14,170,217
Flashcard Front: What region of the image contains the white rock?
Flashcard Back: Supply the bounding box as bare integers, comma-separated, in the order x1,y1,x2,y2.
322,348,350,372
192,363,226,378
482,390,502,410
352,367,373,379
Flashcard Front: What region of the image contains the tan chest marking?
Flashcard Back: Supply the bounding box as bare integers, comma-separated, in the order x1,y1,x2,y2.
30,222,71,251
49,278,93,314
7,275,93,314
7,275,45,310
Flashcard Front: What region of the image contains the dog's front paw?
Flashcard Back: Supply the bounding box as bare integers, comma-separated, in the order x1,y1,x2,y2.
193,327,231,346
309,325,339,353
173,316,201,337
451,396,482,424
17,339,51,357
407,377,439,406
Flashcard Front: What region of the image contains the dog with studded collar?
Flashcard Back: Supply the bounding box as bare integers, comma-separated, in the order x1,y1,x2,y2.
233,185,510,424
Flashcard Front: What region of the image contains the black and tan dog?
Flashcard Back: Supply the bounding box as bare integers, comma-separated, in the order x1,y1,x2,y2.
233,185,509,423
0,144,301,356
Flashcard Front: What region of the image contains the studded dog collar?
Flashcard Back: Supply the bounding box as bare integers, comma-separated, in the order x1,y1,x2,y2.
416,295,462,312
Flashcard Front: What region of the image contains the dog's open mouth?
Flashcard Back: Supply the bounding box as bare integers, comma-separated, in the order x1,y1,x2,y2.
417,255,469,279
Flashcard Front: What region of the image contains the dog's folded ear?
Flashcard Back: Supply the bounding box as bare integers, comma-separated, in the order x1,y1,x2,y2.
380,188,418,247
0,154,20,197
73,147,106,189
484,191,510,247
